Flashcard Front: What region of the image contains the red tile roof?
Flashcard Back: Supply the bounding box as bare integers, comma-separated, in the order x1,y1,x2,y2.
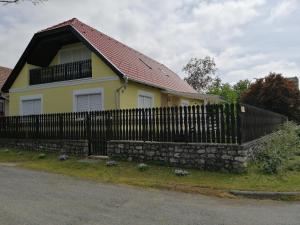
0,66,11,89
41,18,197,94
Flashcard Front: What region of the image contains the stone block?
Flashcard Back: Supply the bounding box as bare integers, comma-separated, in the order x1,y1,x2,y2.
234,156,247,163
174,153,181,158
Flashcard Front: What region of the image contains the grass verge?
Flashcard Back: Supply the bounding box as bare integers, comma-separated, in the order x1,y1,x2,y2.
1,148,300,199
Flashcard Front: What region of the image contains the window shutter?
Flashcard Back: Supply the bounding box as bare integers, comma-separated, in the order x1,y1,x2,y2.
138,95,153,108
33,100,42,115
89,94,102,111
22,99,41,115
76,95,89,112
76,93,102,112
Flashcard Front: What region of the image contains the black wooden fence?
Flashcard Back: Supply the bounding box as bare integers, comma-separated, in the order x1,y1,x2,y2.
0,104,287,155
239,104,287,143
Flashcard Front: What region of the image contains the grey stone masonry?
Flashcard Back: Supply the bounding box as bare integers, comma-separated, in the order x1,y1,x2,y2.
108,133,272,173
0,138,89,156
107,141,247,173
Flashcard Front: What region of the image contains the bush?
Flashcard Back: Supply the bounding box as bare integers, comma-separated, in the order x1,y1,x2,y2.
256,122,300,174
137,163,149,172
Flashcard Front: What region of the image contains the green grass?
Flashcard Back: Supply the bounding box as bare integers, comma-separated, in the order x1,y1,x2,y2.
1,148,300,197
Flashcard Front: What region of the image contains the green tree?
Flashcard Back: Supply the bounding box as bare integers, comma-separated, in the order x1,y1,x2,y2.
207,77,237,103
233,79,251,101
183,56,217,93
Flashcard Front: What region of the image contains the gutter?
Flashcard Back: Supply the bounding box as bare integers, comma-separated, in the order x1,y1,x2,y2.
115,76,128,109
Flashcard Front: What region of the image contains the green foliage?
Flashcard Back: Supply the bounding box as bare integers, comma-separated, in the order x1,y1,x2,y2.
207,77,250,103
256,122,300,174
233,79,251,102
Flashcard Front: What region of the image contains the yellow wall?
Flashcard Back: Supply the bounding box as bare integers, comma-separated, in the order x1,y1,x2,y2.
9,45,123,115
8,42,203,115
119,81,162,109
161,94,203,107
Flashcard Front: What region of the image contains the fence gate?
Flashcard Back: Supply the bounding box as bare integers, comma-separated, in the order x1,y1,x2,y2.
87,111,110,156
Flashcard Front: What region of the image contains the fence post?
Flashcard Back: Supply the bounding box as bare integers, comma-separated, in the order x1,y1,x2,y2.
236,103,242,145
59,115,63,138
35,115,40,138
86,112,91,155
106,111,112,141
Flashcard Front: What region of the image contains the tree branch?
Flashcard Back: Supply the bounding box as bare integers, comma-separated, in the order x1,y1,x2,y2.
0,0,45,4
0,0,19,3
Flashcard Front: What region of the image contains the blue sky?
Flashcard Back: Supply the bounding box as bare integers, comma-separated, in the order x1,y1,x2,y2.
0,0,299,84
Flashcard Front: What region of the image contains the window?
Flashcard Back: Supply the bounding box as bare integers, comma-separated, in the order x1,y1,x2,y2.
60,45,91,64
138,91,154,108
73,88,103,112
20,96,42,115
181,100,190,107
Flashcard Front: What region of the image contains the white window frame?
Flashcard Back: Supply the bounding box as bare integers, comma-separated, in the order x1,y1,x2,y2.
59,45,91,64
73,88,104,112
19,94,43,116
137,90,154,108
181,100,190,107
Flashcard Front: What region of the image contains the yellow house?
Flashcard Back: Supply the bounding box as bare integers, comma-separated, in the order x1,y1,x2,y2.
2,18,220,116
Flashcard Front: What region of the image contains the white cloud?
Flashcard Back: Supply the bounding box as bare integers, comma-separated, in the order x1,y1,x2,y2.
0,0,299,85
268,0,298,22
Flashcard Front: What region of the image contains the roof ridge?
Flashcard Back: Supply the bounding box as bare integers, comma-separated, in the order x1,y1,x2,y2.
42,18,174,73
69,19,172,71
38,17,78,33
17,18,197,94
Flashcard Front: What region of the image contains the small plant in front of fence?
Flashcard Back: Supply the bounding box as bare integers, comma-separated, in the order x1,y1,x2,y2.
38,153,46,159
256,122,300,174
106,160,118,167
174,169,189,176
59,154,69,161
137,163,149,172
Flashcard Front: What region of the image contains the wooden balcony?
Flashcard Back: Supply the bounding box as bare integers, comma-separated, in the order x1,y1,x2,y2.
29,59,92,85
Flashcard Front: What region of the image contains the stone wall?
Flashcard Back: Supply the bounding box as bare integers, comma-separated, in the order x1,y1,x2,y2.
0,138,89,156
107,134,272,173
241,133,273,160
107,141,247,173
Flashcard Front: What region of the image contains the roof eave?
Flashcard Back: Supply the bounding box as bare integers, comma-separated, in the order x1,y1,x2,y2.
2,25,128,92
162,90,225,101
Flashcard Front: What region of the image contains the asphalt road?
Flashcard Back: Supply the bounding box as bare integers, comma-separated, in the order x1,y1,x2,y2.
0,165,300,225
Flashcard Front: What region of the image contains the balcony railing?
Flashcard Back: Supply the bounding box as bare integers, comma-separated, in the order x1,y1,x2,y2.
29,59,92,85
